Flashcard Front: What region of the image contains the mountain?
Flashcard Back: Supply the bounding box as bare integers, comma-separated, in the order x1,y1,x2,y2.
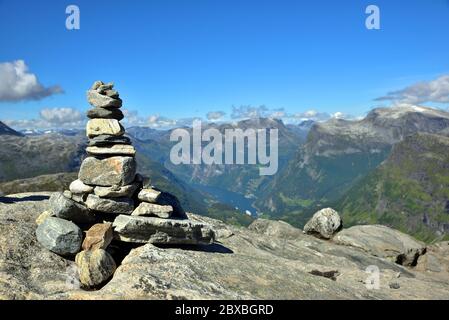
0,133,86,182
126,126,164,141
334,133,449,242
286,119,315,141
256,106,449,226
0,172,78,196
0,121,23,136
2,193,449,299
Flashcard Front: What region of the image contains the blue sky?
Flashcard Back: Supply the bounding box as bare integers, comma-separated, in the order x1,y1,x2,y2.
0,0,449,128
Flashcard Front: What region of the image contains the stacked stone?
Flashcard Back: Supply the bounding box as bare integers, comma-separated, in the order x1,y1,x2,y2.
35,80,215,289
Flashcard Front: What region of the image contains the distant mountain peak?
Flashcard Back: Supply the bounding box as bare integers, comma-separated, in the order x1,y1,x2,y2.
0,121,23,136
366,104,449,120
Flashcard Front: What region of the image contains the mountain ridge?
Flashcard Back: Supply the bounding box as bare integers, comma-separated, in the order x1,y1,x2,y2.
255,105,449,227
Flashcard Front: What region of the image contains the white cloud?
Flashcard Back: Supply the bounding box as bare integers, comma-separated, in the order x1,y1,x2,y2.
231,105,290,120
4,107,84,129
122,109,148,126
231,105,269,119
40,107,82,125
206,111,226,121
147,114,178,128
331,112,345,119
269,110,286,119
376,74,449,104
291,110,332,122
0,60,63,102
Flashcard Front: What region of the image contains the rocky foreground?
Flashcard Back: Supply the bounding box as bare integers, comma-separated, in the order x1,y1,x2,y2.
1,192,449,300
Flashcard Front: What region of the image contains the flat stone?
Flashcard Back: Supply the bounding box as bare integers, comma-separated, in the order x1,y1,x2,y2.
137,188,161,203
91,80,103,90
75,249,116,288
333,225,426,266
69,179,94,194
96,83,114,93
112,215,215,245
79,156,136,187
156,191,187,219
82,223,113,250
94,183,139,198
36,217,83,256
70,193,88,204
303,208,342,239
86,119,124,138
86,145,136,156
49,192,95,224
138,188,186,218
35,210,55,225
132,202,173,218
104,89,119,98
87,90,122,108
88,135,131,147
87,108,124,120
85,194,134,214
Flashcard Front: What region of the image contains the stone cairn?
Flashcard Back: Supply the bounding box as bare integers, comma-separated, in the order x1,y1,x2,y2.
35,81,215,289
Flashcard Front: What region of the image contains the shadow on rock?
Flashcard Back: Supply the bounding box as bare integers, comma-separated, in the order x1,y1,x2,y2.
156,242,234,254
0,195,50,203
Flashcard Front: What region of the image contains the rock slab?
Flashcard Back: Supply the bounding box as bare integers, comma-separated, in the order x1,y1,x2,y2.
333,225,426,266
85,194,134,214
94,183,139,198
112,214,215,244
86,145,136,156
132,202,173,218
88,135,131,147
87,108,124,120
78,156,136,187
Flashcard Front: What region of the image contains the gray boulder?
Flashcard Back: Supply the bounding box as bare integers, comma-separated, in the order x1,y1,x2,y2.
79,156,136,187
49,192,95,224
112,214,215,245
333,225,426,266
303,208,342,239
36,217,83,256
75,249,116,288
85,194,134,214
